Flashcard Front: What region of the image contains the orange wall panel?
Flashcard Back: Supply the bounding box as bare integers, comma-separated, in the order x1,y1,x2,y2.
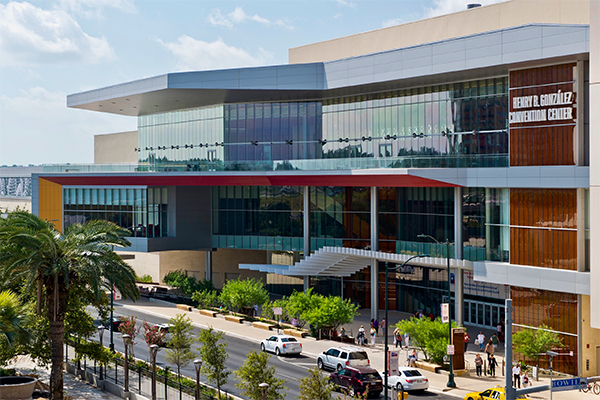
38,178,63,233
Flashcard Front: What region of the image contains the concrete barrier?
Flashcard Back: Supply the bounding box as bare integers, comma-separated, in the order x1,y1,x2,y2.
176,304,192,312
224,315,245,324
414,360,442,373
283,328,307,338
199,309,218,317
253,321,275,331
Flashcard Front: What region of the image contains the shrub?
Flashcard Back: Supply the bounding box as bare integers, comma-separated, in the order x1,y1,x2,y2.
136,274,153,283
164,270,214,297
192,290,222,310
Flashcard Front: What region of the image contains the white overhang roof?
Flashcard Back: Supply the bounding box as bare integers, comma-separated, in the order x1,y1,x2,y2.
240,246,473,277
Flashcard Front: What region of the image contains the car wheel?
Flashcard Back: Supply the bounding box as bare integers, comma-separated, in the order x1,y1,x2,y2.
260,343,266,352
395,382,404,392
317,358,324,369
348,386,356,397
275,347,281,356
467,398,474,400
329,378,337,391
336,364,343,372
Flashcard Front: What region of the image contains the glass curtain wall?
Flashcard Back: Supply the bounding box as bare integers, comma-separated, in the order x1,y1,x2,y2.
63,187,166,238
136,78,508,171
212,185,304,251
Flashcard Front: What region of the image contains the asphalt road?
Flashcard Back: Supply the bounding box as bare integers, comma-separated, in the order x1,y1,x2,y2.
93,305,460,400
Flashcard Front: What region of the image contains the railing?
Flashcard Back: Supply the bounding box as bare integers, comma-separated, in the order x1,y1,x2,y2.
65,343,219,400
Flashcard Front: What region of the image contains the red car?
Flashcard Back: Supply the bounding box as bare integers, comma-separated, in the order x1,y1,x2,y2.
329,366,383,397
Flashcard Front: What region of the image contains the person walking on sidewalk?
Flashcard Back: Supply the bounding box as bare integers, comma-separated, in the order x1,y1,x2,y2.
404,332,410,348
380,317,386,337
513,364,521,388
484,339,495,363
373,318,379,336
477,332,486,351
393,327,402,348
489,354,498,377
491,333,499,351
357,325,365,346
370,325,376,347
464,332,471,352
474,354,483,377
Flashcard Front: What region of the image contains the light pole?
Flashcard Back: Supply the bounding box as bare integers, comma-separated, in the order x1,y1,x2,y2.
194,359,203,400
122,334,131,392
109,282,115,352
259,382,269,400
418,234,456,388
150,344,160,400
97,325,105,380
384,255,426,400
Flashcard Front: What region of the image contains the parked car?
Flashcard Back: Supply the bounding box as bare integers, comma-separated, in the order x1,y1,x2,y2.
155,323,173,347
100,317,122,332
385,367,429,392
317,346,370,371
329,366,383,398
260,334,302,356
464,386,526,400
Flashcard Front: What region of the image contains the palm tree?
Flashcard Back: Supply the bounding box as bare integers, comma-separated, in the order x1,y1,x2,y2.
0,290,32,366
0,211,140,400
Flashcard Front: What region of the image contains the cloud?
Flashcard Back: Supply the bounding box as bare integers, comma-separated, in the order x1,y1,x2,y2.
381,18,405,28
57,0,136,19
332,0,355,7
208,7,292,29
424,0,509,18
156,35,273,71
0,86,135,166
0,1,115,67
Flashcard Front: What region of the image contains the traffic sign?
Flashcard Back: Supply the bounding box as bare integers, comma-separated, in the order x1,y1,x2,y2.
447,345,455,355
551,377,581,391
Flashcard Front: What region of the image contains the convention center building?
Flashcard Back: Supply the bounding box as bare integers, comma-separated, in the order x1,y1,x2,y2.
29,0,599,376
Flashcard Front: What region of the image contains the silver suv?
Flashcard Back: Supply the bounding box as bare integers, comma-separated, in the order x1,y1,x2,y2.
317,346,370,371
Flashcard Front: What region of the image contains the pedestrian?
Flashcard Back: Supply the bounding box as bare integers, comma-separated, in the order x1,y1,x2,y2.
340,326,347,337
474,353,483,377
492,333,499,351
477,331,486,351
393,327,402,348
404,332,410,348
489,354,498,377
370,325,376,346
357,325,366,346
513,364,521,388
408,349,417,367
464,332,470,352
373,318,379,336
380,317,386,337
484,339,494,363
521,371,531,387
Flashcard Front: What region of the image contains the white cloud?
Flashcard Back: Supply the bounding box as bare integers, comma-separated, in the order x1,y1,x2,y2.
57,0,136,19
381,18,405,28
157,35,273,71
424,0,508,18
0,1,115,67
0,87,135,166
208,7,292,29
332,0,355,8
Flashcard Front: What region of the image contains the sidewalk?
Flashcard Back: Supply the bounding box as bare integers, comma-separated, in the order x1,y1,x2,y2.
117,298,587,400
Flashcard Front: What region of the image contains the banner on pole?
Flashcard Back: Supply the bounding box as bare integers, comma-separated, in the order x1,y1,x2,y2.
441,303,449,323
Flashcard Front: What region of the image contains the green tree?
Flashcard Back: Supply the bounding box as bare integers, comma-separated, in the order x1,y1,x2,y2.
0,211,139,400
0,290,32,366
118,316,140,358
191,289,221,310
219,278,269,317
513,324,564,366
303,295,358,332
395,317,458,365
234,350,287,400
142,320,166,348
286,289,321,328
298,367,334,400
163,269,214,297
164,314,196,384
198,326,230,397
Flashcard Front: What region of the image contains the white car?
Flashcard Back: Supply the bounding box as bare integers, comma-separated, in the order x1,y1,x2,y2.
385,367,429,392
260,334,302,356
317,346,370,371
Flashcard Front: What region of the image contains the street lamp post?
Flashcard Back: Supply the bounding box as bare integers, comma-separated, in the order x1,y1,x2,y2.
194,359,203,400
150,344,160,400
417,234,456,388
109,282,115,352
97,325,105,380
122,334,131,392
384,255,426,400
259,382,269,400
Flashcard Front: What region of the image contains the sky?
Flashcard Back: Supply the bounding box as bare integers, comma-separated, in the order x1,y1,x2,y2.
0,0,507,167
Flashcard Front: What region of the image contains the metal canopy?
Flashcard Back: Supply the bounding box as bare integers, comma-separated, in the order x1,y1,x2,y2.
239,246,473,277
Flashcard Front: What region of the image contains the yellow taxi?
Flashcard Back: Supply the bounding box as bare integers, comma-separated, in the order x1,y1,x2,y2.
464,386,526,400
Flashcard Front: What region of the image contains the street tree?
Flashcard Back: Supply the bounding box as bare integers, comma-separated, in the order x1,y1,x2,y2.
302,295,358,333
164,314,196,384
0,211,139,400
285,289,321,328
219,278,269,317
513,324,564,367
0,290,32,366
118,316,140,358
198,326,230,397
298,367,334,400
395,317,458,365
142,320,166,348
234,350,287,400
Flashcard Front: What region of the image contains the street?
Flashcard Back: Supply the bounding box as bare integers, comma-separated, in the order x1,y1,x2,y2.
93,304,461,399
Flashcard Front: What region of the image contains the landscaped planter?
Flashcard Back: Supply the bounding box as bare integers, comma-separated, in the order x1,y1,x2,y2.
0,376,38,400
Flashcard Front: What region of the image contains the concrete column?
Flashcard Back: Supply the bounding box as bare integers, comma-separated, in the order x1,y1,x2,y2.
370,187,379,320
454,187,463,326
577,188,586,272
205,250,212,282
303,186,311,292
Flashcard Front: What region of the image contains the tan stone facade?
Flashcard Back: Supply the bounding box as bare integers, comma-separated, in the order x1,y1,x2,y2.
94,131,138,164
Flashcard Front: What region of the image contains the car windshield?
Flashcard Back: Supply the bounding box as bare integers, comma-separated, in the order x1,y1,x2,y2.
403,370,422,377
349,352,368,360
357,372,380,381
281,338,297,342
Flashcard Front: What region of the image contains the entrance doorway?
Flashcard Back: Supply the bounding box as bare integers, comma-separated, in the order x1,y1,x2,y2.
464,299,505,329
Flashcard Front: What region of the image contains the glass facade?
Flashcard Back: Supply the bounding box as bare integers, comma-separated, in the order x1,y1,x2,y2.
135,78,508,171
63,187,168,238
